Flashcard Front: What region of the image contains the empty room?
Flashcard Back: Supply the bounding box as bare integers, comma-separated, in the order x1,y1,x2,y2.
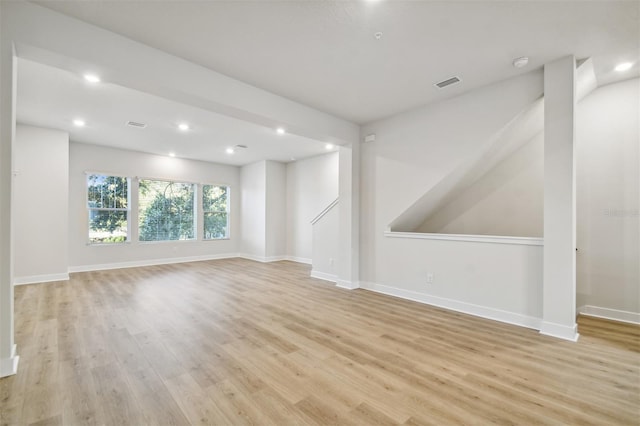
1,1,639,425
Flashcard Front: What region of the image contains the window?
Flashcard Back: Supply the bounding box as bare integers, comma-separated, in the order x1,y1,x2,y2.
138,179,195,241
87,174,129,243
203,185,229,239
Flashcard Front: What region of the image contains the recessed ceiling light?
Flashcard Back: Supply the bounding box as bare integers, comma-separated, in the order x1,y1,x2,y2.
276,127,286,135
168,152,176,157
512,57,529,68
615,62,633,72
178,123,190,131
83,74,101,83
73,119,85,127
226,147,235,154
325,143,334,150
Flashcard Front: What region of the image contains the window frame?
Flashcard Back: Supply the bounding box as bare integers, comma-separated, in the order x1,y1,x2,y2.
202,184,231,241
86,172,131,245
137,177,198,243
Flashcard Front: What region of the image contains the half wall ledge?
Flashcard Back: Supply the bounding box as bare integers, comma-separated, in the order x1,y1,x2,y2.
384,231,543,246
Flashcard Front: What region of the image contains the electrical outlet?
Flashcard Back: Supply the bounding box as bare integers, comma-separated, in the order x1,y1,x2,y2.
426,273,434,284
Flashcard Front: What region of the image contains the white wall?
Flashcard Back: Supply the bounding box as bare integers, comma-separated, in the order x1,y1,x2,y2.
311,203,339,281
240,161,266,259
577,78,639,315
360,72,545,326
265,161,287,258
69,143,240,270
13,124,69,282
286,152,339,262
417,133,544,237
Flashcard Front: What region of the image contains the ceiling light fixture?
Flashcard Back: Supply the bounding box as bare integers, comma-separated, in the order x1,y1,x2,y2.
178,123,190,131
83,74,101,83
374,32,383,40
615,62,633,72
325,143,334,150
512,57,529,68
168,152,176,157
276,127,286,135
73,119,85,127
226,147,235,154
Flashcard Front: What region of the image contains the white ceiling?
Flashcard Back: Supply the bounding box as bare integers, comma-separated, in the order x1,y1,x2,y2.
17,58,333,166
36,0,640,124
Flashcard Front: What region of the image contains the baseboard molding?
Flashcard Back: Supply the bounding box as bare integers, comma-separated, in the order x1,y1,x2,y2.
578,305,640,325
14,272,69,286
68,253,238,273
285,256,312,265
0,344,19,378
539,321,579,342
336,279,360,290
360,281,542,331
310,270,337,283
236,253,285,263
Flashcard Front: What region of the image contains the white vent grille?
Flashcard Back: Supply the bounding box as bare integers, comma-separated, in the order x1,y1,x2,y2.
434,76,461,89
126,121,147,128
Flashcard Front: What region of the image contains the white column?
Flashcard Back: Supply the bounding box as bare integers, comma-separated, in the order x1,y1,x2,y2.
541,55,579,341
0,7,19,377
337,142,360,289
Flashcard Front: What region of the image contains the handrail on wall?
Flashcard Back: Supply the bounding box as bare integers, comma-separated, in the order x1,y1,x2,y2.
310,197,339,225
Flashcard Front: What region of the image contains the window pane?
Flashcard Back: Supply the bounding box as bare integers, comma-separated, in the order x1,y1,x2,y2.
139,180,195,241
203,185,228,212
88,174,128,209
89,210,127,243
204,212,228,240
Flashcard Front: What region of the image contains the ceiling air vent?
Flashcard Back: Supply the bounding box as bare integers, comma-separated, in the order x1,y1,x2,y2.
434,76,461,89
126,121,147,128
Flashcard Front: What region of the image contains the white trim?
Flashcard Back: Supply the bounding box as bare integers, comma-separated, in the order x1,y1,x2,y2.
0,344,19,378
384,231,543,246
310,197,339,225
285,256,312,265
578,305,640,325
336,279,360,290
539,321,579,342
14,272,69,285
310,270,337,283
68,253,237,273
359,281,542,330
236,253,288,263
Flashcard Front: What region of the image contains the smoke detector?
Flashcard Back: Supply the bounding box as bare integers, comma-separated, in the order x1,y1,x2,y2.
512,57,529,68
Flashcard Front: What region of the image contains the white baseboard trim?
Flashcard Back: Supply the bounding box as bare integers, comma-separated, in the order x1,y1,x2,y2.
236,253,286,263
14,272,69,286
310,270,337,283
336,279,360,290
359,281,542,331
539,321,579,342
285,256,312,265
68,253,237,273
0,344,19,378
578,305,640,325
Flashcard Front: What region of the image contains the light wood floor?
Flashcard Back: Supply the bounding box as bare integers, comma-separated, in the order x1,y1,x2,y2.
1,259,639,425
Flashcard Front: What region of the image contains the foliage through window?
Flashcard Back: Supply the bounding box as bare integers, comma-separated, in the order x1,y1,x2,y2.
139,179,195,241
203,185,229,239
87,174,129,243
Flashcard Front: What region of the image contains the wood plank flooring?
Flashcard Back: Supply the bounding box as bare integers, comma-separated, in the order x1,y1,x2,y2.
1,258,639,425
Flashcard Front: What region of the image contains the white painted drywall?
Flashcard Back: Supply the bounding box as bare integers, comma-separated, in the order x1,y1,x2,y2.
13,124,69,281
265,160,287,259
576,78,639,314
360,72,545,324
240,161,266,259
285,152,338,261
69,143,240,269
312,203,339,281
541,56,578,341
417,133,544,237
